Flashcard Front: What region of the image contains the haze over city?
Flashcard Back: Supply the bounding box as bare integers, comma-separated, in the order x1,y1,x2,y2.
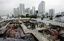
1,0,64,41
0,0,64,15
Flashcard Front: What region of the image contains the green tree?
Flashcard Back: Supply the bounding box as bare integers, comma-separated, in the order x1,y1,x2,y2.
50,16,53,20
26,14,29,17
21,15,25,18
55,15,62,18
30,15,37,18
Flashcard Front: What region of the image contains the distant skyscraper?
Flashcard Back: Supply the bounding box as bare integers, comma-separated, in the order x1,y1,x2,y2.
32,6,35,15
38,1,45,17
30,9,32,15
17,7,20,16
49,9,55,17
13,8,18,16
25,8,30,15
19,4,25,15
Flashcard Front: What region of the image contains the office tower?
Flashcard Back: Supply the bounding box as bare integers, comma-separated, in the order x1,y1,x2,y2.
49,9,55,17
30,9,32,15
32,6,35,15
25,8,30,15
19,4,25,15
38,1,45,17
13,8,18,16
17,7,20,16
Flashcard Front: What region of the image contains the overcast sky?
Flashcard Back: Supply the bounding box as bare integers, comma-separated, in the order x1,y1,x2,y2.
0,0,64,15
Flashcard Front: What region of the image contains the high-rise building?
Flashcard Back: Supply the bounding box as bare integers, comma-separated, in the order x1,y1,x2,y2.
32,6,35,15
30,9,32,15
13,7,20,17
38,1,45,17
13,8,18,16
19,4,25,15
17,7,20,16
49,9,55,17
25,8,30,15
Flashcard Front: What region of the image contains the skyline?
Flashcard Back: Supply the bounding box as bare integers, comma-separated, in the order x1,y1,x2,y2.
0,0,64,15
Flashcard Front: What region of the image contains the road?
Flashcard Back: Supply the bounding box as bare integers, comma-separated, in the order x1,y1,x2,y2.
19,20,49,41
